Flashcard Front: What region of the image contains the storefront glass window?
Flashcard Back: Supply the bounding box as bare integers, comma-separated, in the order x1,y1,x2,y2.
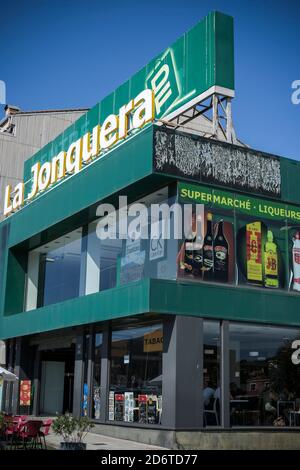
203,320,221,427
27,228,83,309
109,321,163,424
229,323,300,426
85,187,178,294
93,332,103,419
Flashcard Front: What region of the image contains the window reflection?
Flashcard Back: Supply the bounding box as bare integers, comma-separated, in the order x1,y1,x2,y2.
85,188,177,295
93,332,102,419
203,321,221,426
110,321,163,424
229,323,300,426
34,229,82,307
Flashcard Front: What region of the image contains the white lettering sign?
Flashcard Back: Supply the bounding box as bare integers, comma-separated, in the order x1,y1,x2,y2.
4,89,155,217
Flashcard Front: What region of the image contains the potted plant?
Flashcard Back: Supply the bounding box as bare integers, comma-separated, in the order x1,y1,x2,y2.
52,414,94,450
0,412,5,446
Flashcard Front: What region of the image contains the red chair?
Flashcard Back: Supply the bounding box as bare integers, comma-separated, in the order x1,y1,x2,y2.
19,420,43,449
4,416,25,448
14,415,28,421
39,419,53,449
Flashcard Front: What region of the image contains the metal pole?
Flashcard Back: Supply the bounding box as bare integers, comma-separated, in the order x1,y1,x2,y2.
221,321,230,428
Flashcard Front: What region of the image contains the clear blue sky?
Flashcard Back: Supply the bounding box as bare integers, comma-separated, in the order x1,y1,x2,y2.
1,0,299,160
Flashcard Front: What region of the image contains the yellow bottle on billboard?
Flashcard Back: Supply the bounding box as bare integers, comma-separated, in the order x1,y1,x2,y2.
264,230,279,288
246,221,263,285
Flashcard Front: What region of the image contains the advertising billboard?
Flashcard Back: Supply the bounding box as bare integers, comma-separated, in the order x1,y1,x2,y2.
154,127,281,197
3,11,234,217
178,182,300,293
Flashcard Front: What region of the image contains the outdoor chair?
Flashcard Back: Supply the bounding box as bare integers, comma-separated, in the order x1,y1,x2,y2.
19,420,43,449
204,398,220,426
4,416,26,449
39,418,53,449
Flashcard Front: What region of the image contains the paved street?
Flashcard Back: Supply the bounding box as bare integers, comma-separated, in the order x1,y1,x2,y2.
46,430,168,450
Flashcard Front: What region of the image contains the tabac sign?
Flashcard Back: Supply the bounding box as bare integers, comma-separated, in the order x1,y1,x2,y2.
3,11,234,217
143,329,163,353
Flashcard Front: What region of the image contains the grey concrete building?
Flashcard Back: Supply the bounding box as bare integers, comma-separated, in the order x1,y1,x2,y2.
0,105,88,220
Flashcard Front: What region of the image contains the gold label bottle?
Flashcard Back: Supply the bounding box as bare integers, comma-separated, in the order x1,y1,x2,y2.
246,221,263,285
264,230,279,288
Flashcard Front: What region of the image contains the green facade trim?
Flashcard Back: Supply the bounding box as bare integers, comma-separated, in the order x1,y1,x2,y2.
22,11,234,199
7,126,154,249
2,277,300,340
0,279,151,340
4,250,27,316
149,279,300,327
178,182,300,222
214,11,234,89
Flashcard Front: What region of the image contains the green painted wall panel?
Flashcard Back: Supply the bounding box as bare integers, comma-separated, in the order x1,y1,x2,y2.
2,277,300,340
149,279,300,327
4,250,27,316
0,279,150,340
214,11,234,88
22,11,234,198
7,126,154,248
280,157,300,204
0,222,10,316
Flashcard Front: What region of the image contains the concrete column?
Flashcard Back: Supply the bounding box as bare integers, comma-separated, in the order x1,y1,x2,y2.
100,321,111,422
72,334,84,417
85,222,100,295
79,225,88,296
221,320,230,428
32,349,41,416
25,251,39,311
162,315,203,429
4,339,14,413
12,337,34,415
86,326,94,418
12,338,21,415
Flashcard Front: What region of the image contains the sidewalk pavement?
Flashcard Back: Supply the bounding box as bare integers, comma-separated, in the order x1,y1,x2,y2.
46,430,168,450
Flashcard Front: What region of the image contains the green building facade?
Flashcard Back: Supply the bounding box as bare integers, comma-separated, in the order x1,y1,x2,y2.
1,12,300,448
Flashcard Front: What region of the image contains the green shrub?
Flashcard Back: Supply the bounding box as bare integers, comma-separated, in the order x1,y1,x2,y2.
52,414,94,443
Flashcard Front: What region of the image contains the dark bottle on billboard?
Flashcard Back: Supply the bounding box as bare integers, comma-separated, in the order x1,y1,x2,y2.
192,240,203,277
213,220,228,282
183,235,195,274
203,212,214,280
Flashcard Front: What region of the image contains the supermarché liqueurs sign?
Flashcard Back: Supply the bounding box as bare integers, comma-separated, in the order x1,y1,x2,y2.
3,89,155,217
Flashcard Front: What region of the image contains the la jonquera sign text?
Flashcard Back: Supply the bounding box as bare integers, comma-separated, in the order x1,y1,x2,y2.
3,89,155,217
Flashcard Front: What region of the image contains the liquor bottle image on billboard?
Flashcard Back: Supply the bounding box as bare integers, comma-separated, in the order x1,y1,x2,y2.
246,221,263,286
292,231,300,292
264,230,279,288
177,209,234,284
177,211,203,278
237,221,284,289
213,220,229,282
203,212,214,281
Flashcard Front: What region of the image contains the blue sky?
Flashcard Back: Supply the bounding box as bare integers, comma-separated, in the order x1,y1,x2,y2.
1,0,299,160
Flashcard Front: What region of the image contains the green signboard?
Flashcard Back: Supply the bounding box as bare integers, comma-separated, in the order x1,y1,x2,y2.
22,11,234,199
178,182,300,223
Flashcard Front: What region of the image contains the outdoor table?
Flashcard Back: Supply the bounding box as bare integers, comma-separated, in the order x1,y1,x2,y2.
289,410,300,426
277,400,295,418
230,400,249,425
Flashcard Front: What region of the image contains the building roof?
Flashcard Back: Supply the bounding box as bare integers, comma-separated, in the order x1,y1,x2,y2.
13,108,89,115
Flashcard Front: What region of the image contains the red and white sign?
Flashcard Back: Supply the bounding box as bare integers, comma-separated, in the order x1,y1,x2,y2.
20,380,31,406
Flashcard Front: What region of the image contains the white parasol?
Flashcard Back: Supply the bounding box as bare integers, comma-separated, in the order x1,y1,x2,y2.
0,366,18,382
